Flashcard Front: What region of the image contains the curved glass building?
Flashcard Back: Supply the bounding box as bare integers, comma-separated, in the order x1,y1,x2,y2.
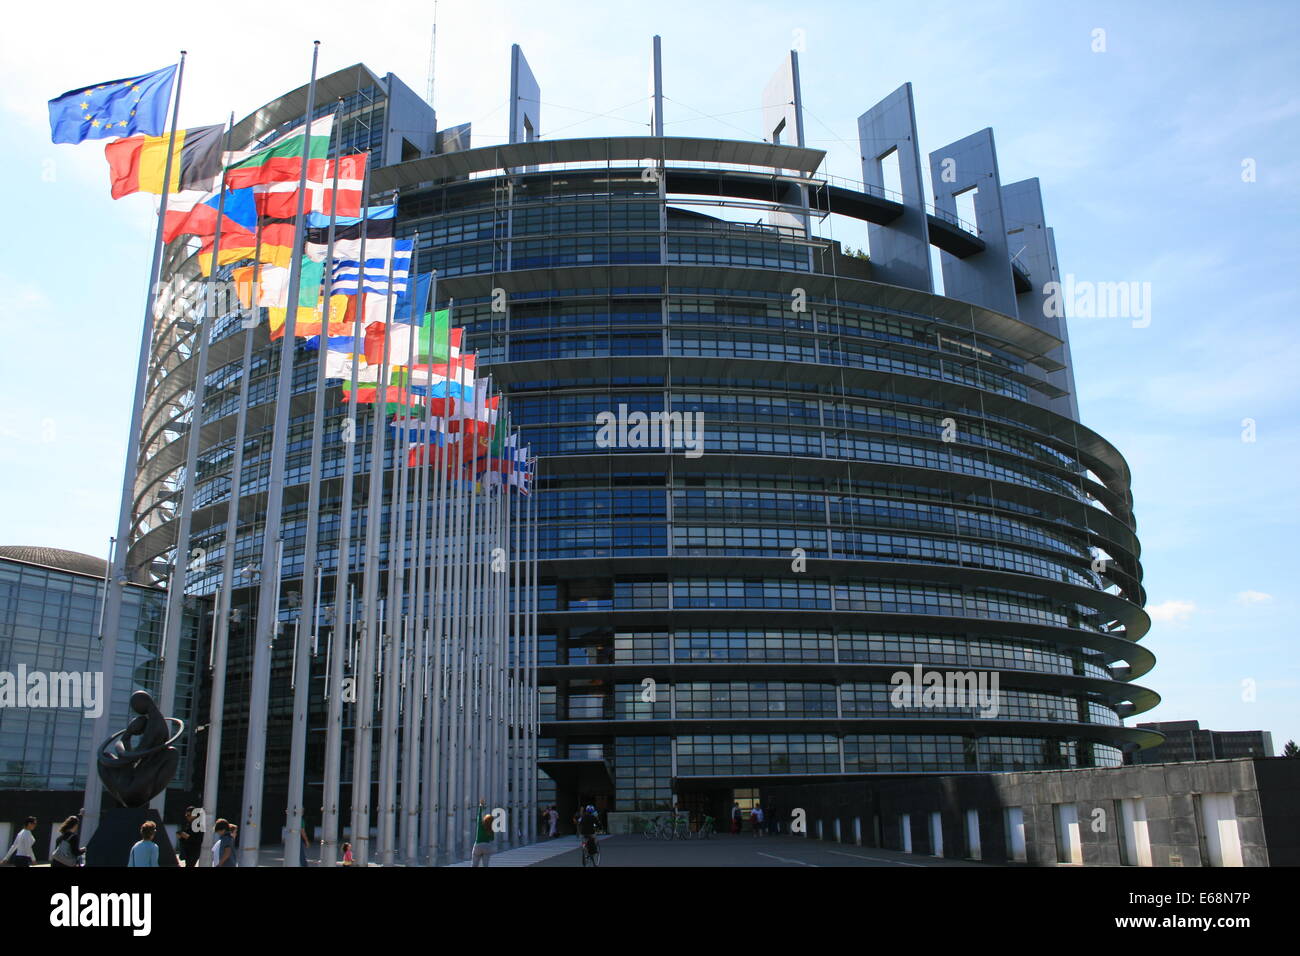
128,50,1157,826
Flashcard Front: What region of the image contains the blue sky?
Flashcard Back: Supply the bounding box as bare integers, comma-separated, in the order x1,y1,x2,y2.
1,0,1295,749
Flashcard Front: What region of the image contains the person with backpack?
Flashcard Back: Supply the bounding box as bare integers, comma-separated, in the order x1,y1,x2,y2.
127,821,160,867
2,817,37,867
51,816,81,868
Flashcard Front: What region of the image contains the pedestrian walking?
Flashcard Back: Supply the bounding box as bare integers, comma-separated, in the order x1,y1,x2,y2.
341,842,354,866
127,821,160,867
211,819,236,868
751,804,764,836
176,807,201,868
51,816,81,868
730,803,742,835
300,822,312,866
2,817,37,866
547,806,558,838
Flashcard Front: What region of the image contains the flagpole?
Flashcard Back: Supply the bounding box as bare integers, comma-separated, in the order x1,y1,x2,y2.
398,257,427,864
321,154,372,867
83,49,187,844
353,201,401,866
379,234,420,865
492,428,504,843
472,394,485,841
403,269,435,863
198,224,263,866
341,188,374,867
466,360,484,853
283,96,346,867
423,293,450,864
502,418,512,842
151,114,236,824
240,40,322,867
529,453,539,840
509,425,521,844
445,297,465,859
502,406,515,844
492,407,505,839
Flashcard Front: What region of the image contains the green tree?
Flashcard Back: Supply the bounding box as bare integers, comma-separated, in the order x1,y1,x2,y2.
1283,740,1299,758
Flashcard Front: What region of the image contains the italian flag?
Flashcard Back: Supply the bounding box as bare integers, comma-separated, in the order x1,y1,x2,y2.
362,309,459,367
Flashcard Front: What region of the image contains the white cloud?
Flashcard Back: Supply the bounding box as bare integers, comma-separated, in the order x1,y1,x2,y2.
1147,599,1198,624
1236,590,1273,606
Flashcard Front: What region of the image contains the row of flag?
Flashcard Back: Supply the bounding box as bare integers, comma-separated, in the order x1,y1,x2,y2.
49,63,533,493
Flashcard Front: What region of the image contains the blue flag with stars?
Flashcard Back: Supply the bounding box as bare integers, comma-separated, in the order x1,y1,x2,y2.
48,64,177,145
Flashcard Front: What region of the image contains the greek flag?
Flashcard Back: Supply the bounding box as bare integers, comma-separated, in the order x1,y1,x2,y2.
330,240,414,295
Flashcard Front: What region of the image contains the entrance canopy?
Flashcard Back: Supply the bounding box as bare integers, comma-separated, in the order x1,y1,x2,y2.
539,758,615,793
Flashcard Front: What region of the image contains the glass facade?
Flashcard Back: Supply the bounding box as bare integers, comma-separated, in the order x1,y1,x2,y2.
401,164,1149,814
129,73,1152,820
0,557,201,791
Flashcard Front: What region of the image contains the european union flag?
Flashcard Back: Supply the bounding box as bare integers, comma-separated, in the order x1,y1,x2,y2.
48,64,177,145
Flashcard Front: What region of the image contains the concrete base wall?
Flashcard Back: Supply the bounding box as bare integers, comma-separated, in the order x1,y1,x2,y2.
761,757,1299,867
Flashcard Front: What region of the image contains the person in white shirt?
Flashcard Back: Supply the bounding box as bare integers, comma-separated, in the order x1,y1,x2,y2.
3,816,38,866
751,805,764,837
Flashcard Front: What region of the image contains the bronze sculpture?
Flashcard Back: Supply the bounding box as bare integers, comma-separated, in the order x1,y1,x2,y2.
96,690,183,807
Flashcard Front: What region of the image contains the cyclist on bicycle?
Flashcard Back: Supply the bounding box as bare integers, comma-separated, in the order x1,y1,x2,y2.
578,805,600,862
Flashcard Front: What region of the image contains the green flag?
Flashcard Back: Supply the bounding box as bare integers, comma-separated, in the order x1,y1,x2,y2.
424,308,453,363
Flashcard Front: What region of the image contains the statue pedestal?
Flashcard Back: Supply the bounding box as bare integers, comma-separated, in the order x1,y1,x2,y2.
85,807,179,867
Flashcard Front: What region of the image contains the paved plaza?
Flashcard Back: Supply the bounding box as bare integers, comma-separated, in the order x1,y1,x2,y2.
526,834,986,867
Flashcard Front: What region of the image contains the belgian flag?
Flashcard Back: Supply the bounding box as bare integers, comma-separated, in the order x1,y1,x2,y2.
104,124,225,199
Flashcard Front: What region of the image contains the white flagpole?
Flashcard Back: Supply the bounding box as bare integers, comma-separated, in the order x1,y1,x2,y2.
447,299,468,858
422,297,450,864
379,235,420,864
153,114,236,824
84,49,187,845
284,97,346,867
512,434,522,842
352,201,400,865
321,155,372,867
199,228,259,867
529,456,539,840
240,41,322,867
403,269,435,862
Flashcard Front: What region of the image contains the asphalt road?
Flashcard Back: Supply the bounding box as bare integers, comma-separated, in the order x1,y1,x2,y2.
530,834,987,867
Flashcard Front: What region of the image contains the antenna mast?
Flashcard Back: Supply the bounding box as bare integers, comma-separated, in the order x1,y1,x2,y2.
425,0,438,108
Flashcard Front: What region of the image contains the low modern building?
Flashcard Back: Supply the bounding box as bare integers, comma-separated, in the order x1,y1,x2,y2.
1131,720,1274,764
0,547,202,859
